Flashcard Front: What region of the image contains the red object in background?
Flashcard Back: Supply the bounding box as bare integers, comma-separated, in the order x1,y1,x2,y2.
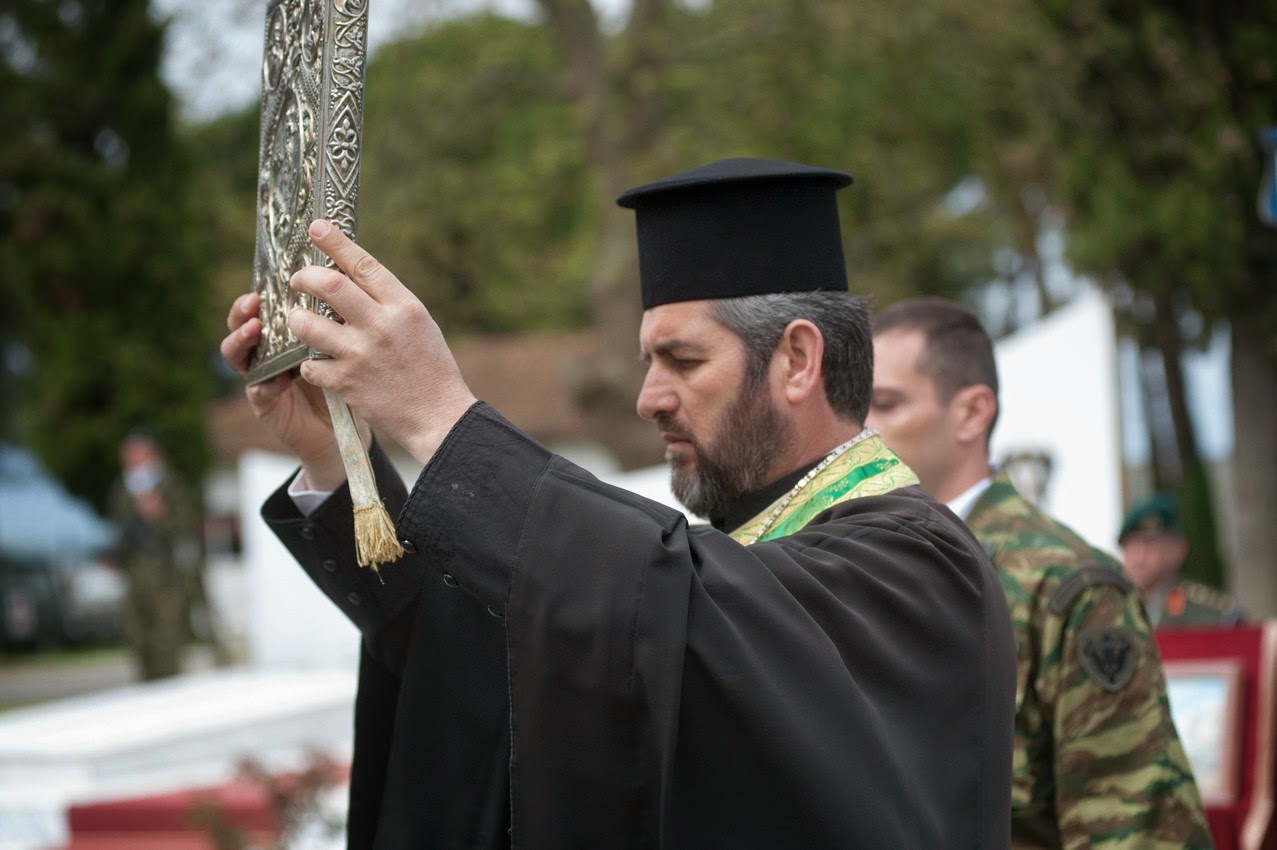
60,838,218,850
61,780,280,850
1157,622,1277,850
59,759,350,850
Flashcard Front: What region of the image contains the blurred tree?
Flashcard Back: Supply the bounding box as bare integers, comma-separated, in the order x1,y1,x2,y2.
960,0,1081,333
179,0,1273,606
0,0,214,509
686,0,1012,307
186,0,1071,471
190,14,596,343
191,104,259,394
1024,0,1277,603
530,0,684,466
359,14,594,335
531,0,1018,465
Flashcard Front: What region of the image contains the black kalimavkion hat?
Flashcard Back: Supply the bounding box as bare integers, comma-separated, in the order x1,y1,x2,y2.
616,157,854,309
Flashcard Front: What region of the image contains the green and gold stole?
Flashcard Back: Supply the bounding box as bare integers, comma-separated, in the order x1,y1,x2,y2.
729,431,919,546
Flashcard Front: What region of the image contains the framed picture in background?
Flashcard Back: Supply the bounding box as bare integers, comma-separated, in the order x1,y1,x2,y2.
1164,658,1245,805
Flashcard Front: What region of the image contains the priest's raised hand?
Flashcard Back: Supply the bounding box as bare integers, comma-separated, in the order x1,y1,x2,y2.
221,286,351,491
221,219,478,490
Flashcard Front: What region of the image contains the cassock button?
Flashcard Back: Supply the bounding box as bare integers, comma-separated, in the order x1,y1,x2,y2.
400,538,418,554
441,573,460,588
347,592,362,606
322,559,338,573
487,604,505,620
300,526,316,541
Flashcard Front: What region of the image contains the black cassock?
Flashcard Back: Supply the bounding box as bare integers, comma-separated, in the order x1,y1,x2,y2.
265,403,1015,849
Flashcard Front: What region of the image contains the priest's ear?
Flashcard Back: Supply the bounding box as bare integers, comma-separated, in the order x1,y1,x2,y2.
950,383,998,446
774,319,824,404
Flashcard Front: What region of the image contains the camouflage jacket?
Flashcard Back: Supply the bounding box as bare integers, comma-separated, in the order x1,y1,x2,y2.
107,470,202,574
966,475,1213,850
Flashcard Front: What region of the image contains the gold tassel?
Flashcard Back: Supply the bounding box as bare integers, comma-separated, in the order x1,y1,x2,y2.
324,388,404,579
353,501,402,578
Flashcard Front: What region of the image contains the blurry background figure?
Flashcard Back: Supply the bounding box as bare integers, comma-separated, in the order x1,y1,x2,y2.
1120,492,1244,630
108,429,224,680
1001,450,1053,507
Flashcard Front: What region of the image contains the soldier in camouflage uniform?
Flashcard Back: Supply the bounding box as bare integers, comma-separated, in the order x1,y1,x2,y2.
869,297,1213,850
108,430,203,681
1119,493,1243,629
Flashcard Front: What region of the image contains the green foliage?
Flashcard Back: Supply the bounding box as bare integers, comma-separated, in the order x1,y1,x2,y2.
3,0,1267,574
190,14,597,338
1033,0,1277,332
360,14,595,333
190,2,1029,340
624,0,1012,307
188,104,260,356
0,0,214,508
1020,0,1277,588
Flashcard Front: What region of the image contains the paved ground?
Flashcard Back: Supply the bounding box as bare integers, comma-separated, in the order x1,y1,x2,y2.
0,562,248,712
0,645,225,712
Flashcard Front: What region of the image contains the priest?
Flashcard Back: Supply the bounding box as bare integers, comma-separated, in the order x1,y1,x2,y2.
220,157,1016,848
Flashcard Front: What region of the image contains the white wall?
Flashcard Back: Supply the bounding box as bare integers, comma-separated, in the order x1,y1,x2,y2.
990,287,1123,553
239,451,362,670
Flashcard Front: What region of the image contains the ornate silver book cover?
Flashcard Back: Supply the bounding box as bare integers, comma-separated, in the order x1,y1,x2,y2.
247,0,369,384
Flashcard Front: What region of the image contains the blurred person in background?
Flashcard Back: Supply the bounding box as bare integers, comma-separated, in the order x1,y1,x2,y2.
869,296,1212,850
108,429,221,679
1119,492,1243,629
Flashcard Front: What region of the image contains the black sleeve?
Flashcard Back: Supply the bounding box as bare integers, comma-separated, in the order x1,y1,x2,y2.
345,643,398,850
261,441,426,672
262,421,516,848
401,404,1012,850
263,404,1011,849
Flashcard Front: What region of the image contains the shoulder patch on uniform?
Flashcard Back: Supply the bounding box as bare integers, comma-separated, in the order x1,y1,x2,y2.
1048,566,1133,615
1077,626,1138,692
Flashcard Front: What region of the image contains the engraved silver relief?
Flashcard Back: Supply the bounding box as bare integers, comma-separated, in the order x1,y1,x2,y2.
248,0,369,384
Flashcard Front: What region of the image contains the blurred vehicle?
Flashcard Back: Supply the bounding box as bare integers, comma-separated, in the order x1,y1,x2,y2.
0,443,121,651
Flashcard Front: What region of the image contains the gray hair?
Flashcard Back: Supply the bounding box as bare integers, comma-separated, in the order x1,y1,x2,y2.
710,291,873,423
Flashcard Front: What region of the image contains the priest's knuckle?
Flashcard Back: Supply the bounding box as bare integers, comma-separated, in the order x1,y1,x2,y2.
286,309,308,337
321,271,349,299
331,363,357,393
367,317,393,347
352,254,382,282
345,337,370,364
315,359,334,381
403,304,434,335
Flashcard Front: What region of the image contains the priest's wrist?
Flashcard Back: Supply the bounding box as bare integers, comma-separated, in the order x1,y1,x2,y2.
399,391,477,467
297,447,348,493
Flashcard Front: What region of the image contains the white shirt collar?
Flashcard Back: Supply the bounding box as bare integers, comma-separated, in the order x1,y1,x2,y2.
946,476,994,521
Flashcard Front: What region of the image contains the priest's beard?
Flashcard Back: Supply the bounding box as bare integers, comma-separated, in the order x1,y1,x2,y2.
663,376,794,524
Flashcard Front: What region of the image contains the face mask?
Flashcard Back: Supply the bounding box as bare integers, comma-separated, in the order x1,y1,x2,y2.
124,463,165,496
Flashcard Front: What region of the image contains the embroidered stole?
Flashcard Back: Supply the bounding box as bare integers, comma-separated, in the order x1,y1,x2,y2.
729,433,919,545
